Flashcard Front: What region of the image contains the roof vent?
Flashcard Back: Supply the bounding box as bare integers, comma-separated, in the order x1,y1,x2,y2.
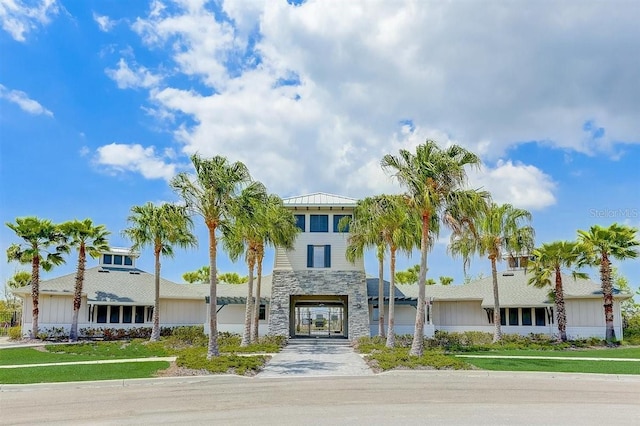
129,271,140,275
98,269,110,273
502,272,514,277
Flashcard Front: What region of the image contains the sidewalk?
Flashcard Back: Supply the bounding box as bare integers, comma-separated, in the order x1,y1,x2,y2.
257,338,373,378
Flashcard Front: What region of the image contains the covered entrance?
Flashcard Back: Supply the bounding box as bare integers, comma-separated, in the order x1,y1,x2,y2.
290,295,348,338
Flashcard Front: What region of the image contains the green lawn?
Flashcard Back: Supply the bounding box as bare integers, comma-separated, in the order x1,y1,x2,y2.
0,341,168,366
458,347,640,359
0,361,171,384
463,357,640,375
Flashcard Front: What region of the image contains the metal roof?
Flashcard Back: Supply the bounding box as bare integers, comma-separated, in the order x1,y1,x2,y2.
282,192,357,207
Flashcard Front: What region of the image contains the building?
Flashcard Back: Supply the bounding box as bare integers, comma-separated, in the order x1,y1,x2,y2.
11,193,632,341
266,192,369,339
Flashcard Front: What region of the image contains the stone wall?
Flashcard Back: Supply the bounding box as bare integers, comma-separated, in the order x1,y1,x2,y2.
268,270,369,340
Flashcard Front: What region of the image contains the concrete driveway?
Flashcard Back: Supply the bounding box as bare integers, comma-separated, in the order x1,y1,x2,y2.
257,338,373,378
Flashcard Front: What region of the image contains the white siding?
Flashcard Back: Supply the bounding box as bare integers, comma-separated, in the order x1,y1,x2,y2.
275,210,363,271
160,299,206,324
435,301,486,326
566,299,605,327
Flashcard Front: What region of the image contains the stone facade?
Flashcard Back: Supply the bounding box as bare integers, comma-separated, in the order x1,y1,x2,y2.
268,270,370,340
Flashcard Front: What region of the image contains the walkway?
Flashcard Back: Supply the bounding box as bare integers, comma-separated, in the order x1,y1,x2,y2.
257,338,373,378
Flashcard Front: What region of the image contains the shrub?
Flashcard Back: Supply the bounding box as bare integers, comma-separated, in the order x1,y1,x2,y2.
165,326,207,347
8,326,22,340
366,347,470,371
175,347,268,375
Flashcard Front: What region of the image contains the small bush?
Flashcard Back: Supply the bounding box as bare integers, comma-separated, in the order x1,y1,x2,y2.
8,326,22,340
176,347,268,375
366,347,470,371
167,326,207,346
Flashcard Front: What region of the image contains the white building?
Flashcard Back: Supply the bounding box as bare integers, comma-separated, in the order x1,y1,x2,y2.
12,193,631,341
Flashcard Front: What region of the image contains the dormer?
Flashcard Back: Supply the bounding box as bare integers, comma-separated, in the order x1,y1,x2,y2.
99,247,139,269
504,254,532,270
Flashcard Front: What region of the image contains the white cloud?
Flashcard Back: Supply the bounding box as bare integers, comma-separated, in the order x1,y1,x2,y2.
112,1,640,198
0,84,53,117
94,143,178,181
0,0,59,41
93,12,114,32
470,160,557,211
105,58,161,89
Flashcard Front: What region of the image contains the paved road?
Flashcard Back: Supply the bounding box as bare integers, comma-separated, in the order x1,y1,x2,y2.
2,371,639,425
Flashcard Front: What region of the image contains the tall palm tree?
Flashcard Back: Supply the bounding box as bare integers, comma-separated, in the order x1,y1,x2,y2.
123,202,197,342
171,154,253,358
251,194,299,342
449,202,535,342
577,223,639,343
343,197,388,338
6,217,68,338
382,141,487,355
223,182,268,346
59,219,110,342
528,241,586,342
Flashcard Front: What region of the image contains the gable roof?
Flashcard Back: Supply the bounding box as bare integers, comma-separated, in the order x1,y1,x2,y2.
282,192,357,207
12,266,209,305
366,270,630,308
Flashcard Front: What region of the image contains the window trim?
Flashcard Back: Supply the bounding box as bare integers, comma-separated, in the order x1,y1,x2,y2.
307,244,331,268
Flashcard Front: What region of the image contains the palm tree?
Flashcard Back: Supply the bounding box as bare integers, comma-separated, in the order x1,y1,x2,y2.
345,195,420,345
449,202,535,342
577,223,639,343
382,141,487,355
59,219,110,342
6,217,68,338
123,202,197,342
528,241,586,342
223,182,268,346
171,154,253,358
251,194,299,342
5,271,32,312
343,197,388,338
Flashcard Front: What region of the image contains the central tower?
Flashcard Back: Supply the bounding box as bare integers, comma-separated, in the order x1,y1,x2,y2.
268,192,369,339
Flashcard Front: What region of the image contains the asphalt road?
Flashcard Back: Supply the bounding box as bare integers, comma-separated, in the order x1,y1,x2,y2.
2,371,639,425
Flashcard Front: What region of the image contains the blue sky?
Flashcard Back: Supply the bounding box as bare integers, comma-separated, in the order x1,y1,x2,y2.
1,1,639,296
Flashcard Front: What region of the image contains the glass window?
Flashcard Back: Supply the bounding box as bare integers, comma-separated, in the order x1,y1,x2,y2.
135,306,145,324
124,256,133,266
103,254,112,265
114,255,123,265
333,214,351,232
294,215,305,232
309,215,328,232
96,305,108,323
259,304,266,320
147,306,154,322
500,308,506,326
313,246,325,267
535,308,546,326
522,308,532,326
509,308,519,325
110,306,120,323
122,306,132,323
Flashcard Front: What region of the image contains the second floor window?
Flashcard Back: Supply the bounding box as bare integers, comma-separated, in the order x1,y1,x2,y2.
310,215,328,232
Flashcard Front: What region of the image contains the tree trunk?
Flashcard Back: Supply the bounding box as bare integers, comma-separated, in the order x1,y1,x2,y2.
600,253,616,343
554,265,567,342
241,255,255,347
69,243,86,342
386,247,397,348
377,252,385,338
31,253,40,339
490,256,502,343
252,247,264,342
410,212,430,356
207,224,220,358
150,244,162,342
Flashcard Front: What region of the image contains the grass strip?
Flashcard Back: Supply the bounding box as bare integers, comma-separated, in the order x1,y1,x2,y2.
0,361,170,384
464,357,640,375
458,347,640,359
